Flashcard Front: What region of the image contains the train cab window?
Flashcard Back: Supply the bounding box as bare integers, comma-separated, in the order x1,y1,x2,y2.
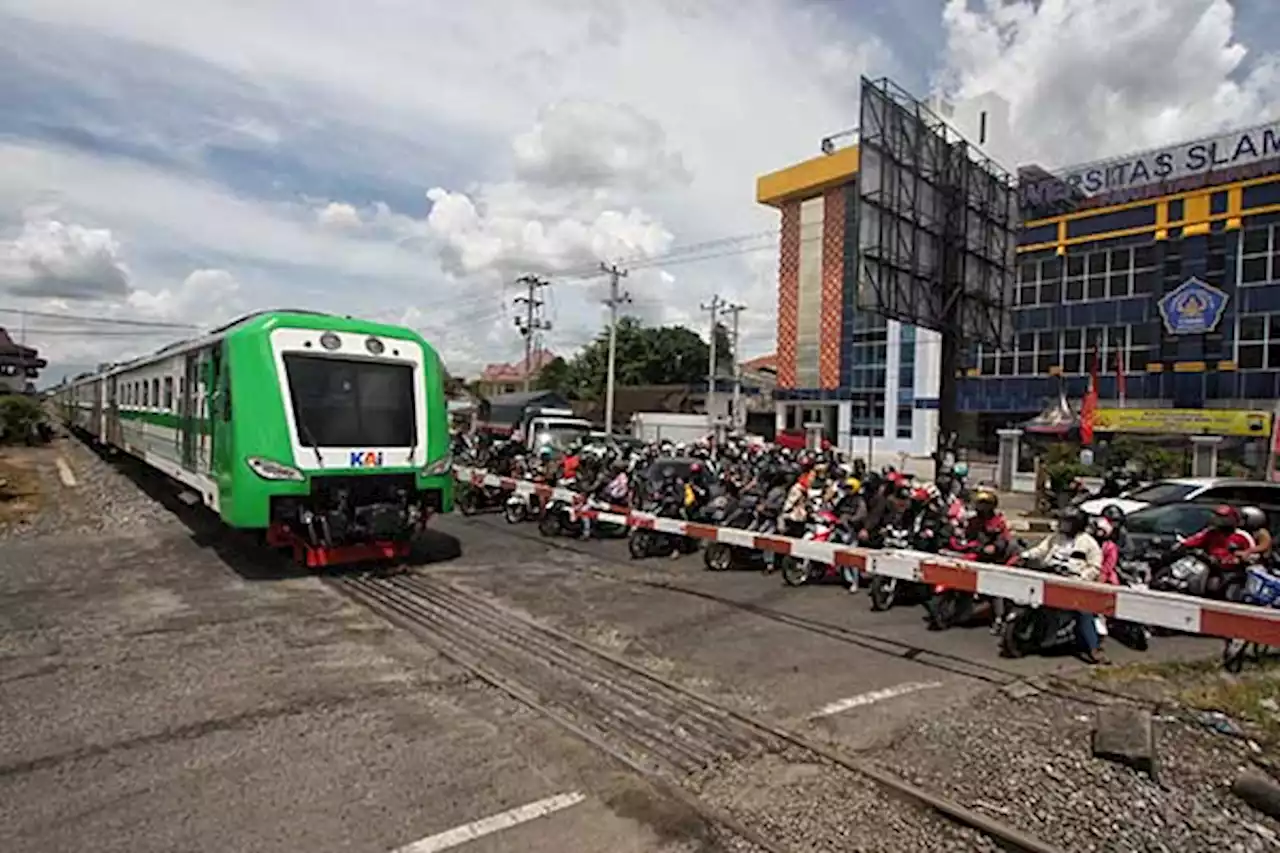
163,377,174,411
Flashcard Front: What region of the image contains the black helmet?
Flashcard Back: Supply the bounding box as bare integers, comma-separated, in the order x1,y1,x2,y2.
1100,504,1127,526
1058,507,1088,535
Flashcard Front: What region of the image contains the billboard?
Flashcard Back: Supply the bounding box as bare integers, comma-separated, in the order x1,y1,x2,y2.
855,77,1017,349
1094,408,1272,438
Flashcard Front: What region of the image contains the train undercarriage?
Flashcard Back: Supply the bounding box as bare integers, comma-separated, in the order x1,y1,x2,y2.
266,474,444,567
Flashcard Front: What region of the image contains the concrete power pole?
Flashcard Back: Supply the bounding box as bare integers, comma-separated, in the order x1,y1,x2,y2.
723,303,745,432
601,263,630,435
513,275,551,392
700,295,727,433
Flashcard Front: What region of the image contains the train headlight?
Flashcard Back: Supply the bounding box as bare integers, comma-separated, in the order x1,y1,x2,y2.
365,336,385,355
319,332,341,351
423,451,453,476
246,456,306,481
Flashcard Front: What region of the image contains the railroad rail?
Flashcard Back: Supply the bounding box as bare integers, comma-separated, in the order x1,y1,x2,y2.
454,465,1280,647
331,571,1063,853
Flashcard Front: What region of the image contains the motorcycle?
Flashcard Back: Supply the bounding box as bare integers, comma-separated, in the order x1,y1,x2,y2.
925,534,1021,631
629,490,697,558
538,494,583,538
778,509,858,587
999,551,1086,658
703,493,758,571
504,490,543,524
1149,545,1246,602
456,480,506,516
868,515,947,612
1107,557,1151,651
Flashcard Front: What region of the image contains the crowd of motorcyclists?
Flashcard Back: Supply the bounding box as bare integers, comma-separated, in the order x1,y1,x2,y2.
455,431,1279,665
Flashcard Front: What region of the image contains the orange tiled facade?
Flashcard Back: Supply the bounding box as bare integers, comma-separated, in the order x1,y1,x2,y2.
776,201,800,389
819,187,845,388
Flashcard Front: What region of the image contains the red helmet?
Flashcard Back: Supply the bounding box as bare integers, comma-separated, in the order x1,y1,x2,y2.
1211,505,1240,528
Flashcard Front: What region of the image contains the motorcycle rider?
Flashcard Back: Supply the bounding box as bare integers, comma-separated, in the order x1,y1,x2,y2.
579,459,630,541
957,488,1013,560
1173,505,1254,570
1099,504,1132,559
1240,506,1272,562
1018,508,1107,664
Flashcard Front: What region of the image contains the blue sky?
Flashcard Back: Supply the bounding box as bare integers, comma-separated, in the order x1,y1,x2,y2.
1,0,1278,379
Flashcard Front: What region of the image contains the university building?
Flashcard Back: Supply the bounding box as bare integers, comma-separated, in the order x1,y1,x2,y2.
757,97,1280,458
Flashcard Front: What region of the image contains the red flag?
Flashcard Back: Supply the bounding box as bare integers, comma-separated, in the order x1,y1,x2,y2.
1115,348,1127,403
1080,346,1099,446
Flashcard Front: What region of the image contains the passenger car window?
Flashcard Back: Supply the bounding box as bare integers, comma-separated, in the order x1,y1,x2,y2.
1126,482,1197,504
1128,503,1213,535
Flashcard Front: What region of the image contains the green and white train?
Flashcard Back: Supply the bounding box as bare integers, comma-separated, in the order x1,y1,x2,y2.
52,310,453,561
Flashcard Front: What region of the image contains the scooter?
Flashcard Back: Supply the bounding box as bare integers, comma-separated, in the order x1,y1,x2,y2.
703,493,758,571
504,490,543,524
925,535,1022,630
868,516,948,612
628,491,696,558
999,552,1087,658
778,509,858,587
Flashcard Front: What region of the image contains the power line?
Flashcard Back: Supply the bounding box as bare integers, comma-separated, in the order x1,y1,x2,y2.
0,307,198,329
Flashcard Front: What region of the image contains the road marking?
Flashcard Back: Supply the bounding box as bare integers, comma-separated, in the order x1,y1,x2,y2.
391,792,588,853
54,457,77,488
810,681,944,719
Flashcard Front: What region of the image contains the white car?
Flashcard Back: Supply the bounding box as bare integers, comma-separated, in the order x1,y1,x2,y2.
1078,477,1280,517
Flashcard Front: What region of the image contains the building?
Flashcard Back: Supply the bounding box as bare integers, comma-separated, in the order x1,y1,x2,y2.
0,328,46,394
758,90,1280,458
473,348,558,398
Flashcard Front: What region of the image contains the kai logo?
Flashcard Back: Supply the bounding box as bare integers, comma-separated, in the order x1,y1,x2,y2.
349,451,384,468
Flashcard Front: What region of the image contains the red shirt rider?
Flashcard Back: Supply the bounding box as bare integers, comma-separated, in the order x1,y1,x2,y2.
957,487,1012,559
1180,505,1254,565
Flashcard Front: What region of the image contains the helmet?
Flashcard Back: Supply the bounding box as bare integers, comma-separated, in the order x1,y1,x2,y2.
1100,504,1127,526
1092,517,1114,540
1241,506,1267,532
1210,504,1241,529
952,462,969,478
539,445,555,461
690,462,703,474
846,477,862,494
1058,507,1088,535
974,488,998,509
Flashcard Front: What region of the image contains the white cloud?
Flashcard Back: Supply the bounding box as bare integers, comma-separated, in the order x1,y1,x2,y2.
0,0,898,371
126,268,243,325
940,0,1280,168
513,99,692,191
316,201,362,230
0,218,131,300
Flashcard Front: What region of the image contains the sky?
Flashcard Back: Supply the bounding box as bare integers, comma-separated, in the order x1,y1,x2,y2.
1,0,1279,382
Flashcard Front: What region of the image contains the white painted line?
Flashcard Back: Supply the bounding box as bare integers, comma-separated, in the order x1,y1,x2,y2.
392,792,588,853
810,681,944,719
54,457,77,488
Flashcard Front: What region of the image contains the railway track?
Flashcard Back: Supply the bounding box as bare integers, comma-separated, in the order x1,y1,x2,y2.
330,570,1063,853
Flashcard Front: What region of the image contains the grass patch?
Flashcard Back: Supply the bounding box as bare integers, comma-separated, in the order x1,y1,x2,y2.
1094,656,1280,744
0,451,42,525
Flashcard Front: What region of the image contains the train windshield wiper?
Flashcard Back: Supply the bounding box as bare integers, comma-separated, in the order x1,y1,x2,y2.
297,417,325,469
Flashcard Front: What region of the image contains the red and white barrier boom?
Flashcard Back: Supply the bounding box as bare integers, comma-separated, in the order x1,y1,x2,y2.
455,467,1280,647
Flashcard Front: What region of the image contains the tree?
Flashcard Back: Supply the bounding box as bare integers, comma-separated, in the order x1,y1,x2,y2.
534,356,572,395
561,318,712,399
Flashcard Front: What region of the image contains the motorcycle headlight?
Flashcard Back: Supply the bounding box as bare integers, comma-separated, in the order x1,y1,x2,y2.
423,451,454,476
246,456,305,481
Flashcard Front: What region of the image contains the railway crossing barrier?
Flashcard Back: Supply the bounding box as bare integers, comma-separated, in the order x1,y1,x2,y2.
453,466,1280,648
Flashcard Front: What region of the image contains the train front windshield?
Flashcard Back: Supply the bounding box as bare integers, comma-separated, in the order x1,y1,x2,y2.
283,354,416,448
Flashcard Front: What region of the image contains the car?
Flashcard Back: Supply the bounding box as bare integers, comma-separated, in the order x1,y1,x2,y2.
1078,477,1280,518
1122,499,1280,555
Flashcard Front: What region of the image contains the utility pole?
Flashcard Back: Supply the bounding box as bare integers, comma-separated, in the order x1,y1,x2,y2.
723,303,745,432
513,275,551,392
701,295,727,433
601,263,630,435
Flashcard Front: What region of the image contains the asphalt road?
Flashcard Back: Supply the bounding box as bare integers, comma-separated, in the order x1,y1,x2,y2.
437,512,1215,750
0,442,1218,853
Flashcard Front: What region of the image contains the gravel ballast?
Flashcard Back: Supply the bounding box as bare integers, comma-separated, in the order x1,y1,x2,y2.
881,689,1280,852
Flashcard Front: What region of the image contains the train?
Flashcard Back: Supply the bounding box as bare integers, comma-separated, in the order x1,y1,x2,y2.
50,310,454,565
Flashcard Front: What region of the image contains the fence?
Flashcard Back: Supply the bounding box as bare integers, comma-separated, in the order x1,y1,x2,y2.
454,466,1280,647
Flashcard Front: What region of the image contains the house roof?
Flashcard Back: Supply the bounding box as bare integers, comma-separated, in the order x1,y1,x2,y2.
741,352,777,374
0,328,46,367
479,348,557,382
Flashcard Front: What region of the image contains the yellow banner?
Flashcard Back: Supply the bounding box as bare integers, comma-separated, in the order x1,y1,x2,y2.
1094,407,1273,437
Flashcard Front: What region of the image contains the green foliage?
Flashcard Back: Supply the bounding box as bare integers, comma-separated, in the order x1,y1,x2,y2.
534,356,572,394
558,318,720,400
0,395,47,445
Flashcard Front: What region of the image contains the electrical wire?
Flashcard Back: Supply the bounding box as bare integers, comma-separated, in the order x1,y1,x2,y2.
0,307,198,329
